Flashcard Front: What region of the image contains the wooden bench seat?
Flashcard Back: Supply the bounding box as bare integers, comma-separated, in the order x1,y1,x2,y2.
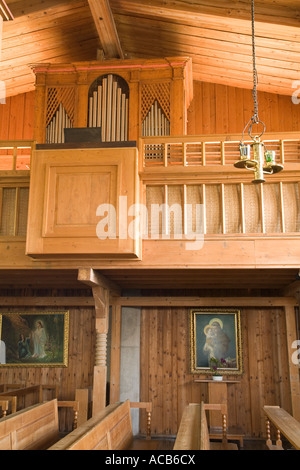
263,405,300,450
174,402,238,451
0,399,60,450
49,400,153,450
0,397,79,450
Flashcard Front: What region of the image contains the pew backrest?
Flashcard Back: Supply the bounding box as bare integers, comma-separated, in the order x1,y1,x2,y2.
0,399,59,450
174,403,210,450
49,400,133,450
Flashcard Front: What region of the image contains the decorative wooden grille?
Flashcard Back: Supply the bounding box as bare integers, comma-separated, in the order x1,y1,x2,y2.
141,82,170,136
145,182,300,237
46,87,75,143
0,186,29,237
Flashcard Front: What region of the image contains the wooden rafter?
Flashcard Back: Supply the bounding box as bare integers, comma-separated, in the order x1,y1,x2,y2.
0,0,13,21
88,0,124,59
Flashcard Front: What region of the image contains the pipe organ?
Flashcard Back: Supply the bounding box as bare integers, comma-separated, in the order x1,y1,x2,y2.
32,57,193,144
88,74,129,142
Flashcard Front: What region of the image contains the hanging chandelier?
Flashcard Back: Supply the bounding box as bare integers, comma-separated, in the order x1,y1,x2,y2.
234,0,283,183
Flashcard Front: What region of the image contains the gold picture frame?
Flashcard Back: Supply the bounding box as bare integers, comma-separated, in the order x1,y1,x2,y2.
0,311,69,367
190,309,243,375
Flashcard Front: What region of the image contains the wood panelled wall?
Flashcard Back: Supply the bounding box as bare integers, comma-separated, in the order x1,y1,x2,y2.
0,82,300,141
140,307,292,438
0,92,35,140
187,82,300,135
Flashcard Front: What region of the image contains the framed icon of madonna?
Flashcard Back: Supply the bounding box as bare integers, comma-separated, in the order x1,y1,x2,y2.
190,309,243,375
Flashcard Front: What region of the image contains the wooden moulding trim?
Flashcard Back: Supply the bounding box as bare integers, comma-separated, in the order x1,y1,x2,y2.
31,61,190,74
110,296,297,307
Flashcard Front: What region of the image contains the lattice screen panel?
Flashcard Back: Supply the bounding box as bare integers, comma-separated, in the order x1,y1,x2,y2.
46,87,75,143
0,187,29,236
141,83,170,137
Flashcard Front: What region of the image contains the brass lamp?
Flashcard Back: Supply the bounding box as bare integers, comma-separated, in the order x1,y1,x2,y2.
234,0,283,183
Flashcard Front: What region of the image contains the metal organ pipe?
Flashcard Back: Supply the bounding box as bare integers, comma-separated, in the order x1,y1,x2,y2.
142,99,170,137
88,74,129,142
46,103,72,144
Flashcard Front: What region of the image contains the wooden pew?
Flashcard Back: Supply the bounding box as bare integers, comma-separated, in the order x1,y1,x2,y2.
0,399,60,450
49,400,154,450
0,384,58,411
174,402,238,450
263,405,300,450
205,403,244,448
0,400,9,418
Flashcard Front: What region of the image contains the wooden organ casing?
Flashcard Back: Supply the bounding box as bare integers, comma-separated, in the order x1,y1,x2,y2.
32,57,193,144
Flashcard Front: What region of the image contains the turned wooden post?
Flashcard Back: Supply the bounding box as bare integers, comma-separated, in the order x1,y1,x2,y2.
77,268,121,416
92,285,109,415
265,417,272,448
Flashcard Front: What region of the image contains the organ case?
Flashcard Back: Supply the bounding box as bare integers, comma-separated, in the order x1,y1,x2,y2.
31,57,193,144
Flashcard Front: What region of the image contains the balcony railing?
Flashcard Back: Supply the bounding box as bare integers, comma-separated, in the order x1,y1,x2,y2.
141,133,300,168
0,140,35,171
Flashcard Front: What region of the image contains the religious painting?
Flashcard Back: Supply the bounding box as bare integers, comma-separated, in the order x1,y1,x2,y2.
190,309,243,375
0,311,69,367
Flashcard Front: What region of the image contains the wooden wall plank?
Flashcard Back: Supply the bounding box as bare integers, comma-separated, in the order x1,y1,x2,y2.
140,306,292,438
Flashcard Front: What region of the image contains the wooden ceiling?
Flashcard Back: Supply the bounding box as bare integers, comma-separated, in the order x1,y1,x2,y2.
1,0,300,98
0,267,298,292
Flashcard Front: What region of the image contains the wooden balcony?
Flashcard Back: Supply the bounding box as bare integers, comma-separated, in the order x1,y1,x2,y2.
0,134,299,270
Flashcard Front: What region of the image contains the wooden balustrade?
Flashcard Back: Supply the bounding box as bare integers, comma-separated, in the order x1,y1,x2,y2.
0,140,35,171
140,133,300,168
263,405,300,450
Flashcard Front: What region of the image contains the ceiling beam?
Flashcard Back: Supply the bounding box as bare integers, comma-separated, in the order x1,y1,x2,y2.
78,267,122,296
0,1,14,21
88,0,124,59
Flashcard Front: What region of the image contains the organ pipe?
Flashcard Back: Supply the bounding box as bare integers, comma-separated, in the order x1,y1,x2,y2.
88,74,129,142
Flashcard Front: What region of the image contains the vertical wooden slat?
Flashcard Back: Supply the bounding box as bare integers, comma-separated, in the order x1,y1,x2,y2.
163,143,168,167
285,305,300,421
13,187,20,236
221,183,226,234
221,141,225,165
164,184,168,236
183,184,187,236
280,140,285,164
259,184,265,233
183,142,187,166
202,142,206,166
202,183,206,234
110,304,121,404
240,183,245,234
12,146,17,170
0,187,3,229
279,182,285,233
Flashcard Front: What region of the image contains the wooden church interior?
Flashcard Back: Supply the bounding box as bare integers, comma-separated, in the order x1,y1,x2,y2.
0,0,300,451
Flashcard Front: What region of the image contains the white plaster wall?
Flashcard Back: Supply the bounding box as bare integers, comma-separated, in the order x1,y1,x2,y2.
119,307,141,435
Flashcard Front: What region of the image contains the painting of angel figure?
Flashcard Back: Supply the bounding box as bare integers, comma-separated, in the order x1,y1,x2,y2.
190,309,243,375
0,311,69,367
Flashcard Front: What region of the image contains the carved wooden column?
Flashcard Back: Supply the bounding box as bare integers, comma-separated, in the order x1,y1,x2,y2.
78,268,121,415
92,284,109,414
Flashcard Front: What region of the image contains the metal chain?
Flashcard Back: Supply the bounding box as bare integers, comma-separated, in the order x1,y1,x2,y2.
251,0,259,123
240,0,265,142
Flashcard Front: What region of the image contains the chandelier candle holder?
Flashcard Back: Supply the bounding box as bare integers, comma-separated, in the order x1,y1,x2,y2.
234,0,283,183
